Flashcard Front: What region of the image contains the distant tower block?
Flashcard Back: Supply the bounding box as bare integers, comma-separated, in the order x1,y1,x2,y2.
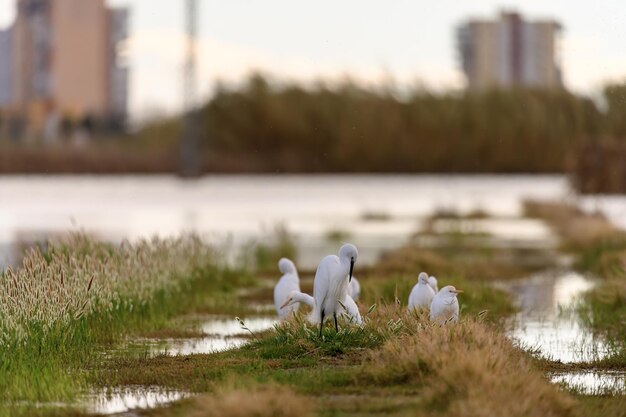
457,11,563,90
180,0,202,177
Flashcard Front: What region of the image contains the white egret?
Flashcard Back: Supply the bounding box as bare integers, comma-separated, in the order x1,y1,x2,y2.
313,243,358,336
273,258,300,320
408,272,435,311
338,294,363,325
280,290,316,323
430,285,463,324
348,276,361,301
280,290,362,325
428,275,439,293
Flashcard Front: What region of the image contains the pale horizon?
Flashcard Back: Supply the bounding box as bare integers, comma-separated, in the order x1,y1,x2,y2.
1,0,625,122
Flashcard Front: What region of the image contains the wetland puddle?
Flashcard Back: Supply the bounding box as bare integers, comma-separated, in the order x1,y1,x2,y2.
123,316,277,357
499,271,609,363
498,271,626,394
85,315,276,414
549,371,626,395
85,387,189,415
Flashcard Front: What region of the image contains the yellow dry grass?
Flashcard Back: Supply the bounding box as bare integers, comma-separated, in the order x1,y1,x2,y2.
523,200,619,248
0,233,214,344
187,384,314,417
360,317,578,417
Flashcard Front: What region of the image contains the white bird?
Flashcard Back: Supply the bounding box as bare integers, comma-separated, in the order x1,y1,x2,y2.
348,276,361,301
280,290,362,325
408,272,435,312
313,243,358,336
273,258,300,320
338,293,363,325
280,290,316,323
430,285,463,324
428,275,438,293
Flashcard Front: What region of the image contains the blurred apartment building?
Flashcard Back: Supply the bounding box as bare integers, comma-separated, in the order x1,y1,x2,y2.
0,0,129,139
457,11,562,90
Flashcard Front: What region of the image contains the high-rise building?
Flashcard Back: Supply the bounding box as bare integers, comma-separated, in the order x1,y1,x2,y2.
7,0,129,134
457,11,562,90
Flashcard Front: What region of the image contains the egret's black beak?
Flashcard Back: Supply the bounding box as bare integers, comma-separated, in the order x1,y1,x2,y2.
349,258,354,282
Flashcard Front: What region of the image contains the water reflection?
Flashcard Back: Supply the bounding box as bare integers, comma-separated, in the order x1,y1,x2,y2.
430,218,554,241
550,371,626,395
124,316,277,357
0,175,566,269
201,316,277,336
499,271,610,363
86,386,188,415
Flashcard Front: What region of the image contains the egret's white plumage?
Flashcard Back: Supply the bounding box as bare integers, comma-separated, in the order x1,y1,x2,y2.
408,272,435,311
339,294,362,325
273,258,300,320
313,243,358,336
281,290,362,325
280,290,316,322
348,276,361,301
430,285,463,324
428,275,439,293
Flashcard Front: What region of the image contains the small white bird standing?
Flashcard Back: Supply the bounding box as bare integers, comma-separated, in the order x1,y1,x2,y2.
428,275,439,293
348,276,361,301
280,290,362,325
313,243,358,337
273,258,300,320
408,272,435,312
430,285,463,324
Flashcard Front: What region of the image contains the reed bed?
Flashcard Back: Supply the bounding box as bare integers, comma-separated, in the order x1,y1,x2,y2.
0,234,213,346
0,234,218,406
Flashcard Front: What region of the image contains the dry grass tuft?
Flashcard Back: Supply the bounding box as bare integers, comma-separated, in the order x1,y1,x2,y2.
373,246,449,276
360,317,578,417
188,384,314,417
0,233,214,345
523,200,619,248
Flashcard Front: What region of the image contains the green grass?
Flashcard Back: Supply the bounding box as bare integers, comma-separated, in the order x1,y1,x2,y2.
93,304,578,417
1,266,254,406
576,270,626,366
0,237,256,417
6,210,624,417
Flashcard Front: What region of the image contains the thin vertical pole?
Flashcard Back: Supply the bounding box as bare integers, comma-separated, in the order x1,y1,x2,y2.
180,0,201,177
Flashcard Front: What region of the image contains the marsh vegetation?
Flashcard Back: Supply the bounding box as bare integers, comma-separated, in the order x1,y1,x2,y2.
2,201,625,417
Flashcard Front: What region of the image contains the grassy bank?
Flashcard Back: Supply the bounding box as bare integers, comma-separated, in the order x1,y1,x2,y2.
100,306,577,417
99,209,622,417
0,235,254,416
79,218,582,417
3,210,618,417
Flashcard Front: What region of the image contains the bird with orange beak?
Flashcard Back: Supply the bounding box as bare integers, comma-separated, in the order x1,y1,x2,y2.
430,285,463,324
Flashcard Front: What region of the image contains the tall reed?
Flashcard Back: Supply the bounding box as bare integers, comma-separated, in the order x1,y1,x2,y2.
0,234,218,405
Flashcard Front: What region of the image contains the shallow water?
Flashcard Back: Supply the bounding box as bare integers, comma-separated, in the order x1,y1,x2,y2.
85,386,189,415
550,371,626,395
84,316,278,414
0,174,566,269
429,218,555,244
122,316,277,358
6,174,623,412
499,271,610,363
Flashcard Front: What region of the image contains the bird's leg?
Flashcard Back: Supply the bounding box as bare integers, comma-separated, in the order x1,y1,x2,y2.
333,313,338,333
319,310,325,338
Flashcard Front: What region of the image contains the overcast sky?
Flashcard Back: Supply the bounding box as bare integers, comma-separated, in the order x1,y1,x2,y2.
1,0,625,121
